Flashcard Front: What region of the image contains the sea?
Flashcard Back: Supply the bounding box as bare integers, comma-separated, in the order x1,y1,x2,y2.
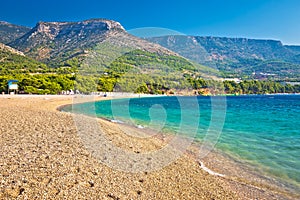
63,94,300,195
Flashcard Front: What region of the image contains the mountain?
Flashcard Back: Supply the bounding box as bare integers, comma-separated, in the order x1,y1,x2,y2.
146,35,300,80
6,19,202,94
0,42,48,74
4,19,300,81
1,19,300,94
9,19,177,67
0,21,31,44
285,45,300,53
286,46,300,65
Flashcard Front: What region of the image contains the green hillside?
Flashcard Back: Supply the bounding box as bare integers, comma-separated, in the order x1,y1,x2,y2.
0,50,48,74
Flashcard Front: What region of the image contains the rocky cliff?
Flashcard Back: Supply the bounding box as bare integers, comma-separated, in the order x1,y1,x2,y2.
9,19,176,65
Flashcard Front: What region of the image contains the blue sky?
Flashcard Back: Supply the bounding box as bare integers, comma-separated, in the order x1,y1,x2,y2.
1,0,300,44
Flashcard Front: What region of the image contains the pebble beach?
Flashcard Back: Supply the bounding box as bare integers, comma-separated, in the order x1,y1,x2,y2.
0,95,295,199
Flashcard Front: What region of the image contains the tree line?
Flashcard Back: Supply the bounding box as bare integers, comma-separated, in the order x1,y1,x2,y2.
1,48,300,95
1,73,300,95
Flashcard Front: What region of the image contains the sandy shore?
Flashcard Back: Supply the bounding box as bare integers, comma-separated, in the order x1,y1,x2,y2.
0,95,296,199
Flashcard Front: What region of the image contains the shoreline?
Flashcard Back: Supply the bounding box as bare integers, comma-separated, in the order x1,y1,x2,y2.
0,95,298,199
61,95,299,199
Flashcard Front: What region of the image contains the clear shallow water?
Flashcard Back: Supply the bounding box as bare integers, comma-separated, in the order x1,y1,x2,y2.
65,95,300,191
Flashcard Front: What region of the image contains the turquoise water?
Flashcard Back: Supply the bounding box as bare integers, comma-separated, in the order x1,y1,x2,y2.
65,95,300,191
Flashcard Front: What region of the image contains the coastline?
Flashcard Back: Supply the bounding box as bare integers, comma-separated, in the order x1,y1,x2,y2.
0,95,297,199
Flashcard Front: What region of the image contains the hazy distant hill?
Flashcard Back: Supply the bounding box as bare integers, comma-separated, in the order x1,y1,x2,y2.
0,21,31,44
146,35,300,80
285,45,300,54
286,46,300,66
147,36,294,60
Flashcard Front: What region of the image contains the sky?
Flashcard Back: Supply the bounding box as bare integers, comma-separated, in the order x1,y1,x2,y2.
0,0,300,44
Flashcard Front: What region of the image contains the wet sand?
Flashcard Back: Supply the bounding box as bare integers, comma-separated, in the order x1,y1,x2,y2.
0,95,296,199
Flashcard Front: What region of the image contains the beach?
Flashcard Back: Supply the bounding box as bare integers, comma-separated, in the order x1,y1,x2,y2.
0,95,295,199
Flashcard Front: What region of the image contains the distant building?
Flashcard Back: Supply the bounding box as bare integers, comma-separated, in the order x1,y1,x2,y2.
7,80,19,94
223,78,242,83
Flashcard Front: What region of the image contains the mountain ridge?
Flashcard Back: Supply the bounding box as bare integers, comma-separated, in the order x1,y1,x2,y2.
146,35,300,79
146,35,300,61
1,19,300,80
0,21,31,44
8,19,178,66
1,19,300,95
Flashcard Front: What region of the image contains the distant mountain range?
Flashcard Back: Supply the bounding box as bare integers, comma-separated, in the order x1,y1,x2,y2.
146,36,300,80
0,19,300,80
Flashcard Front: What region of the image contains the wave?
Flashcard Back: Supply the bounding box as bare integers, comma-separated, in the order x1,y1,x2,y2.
110,119,124,124
198,161,225,177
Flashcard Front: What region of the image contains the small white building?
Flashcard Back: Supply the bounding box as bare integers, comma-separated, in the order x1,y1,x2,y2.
7,80,18,94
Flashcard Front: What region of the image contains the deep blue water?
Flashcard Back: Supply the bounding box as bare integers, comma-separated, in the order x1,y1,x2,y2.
65,95,300,189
